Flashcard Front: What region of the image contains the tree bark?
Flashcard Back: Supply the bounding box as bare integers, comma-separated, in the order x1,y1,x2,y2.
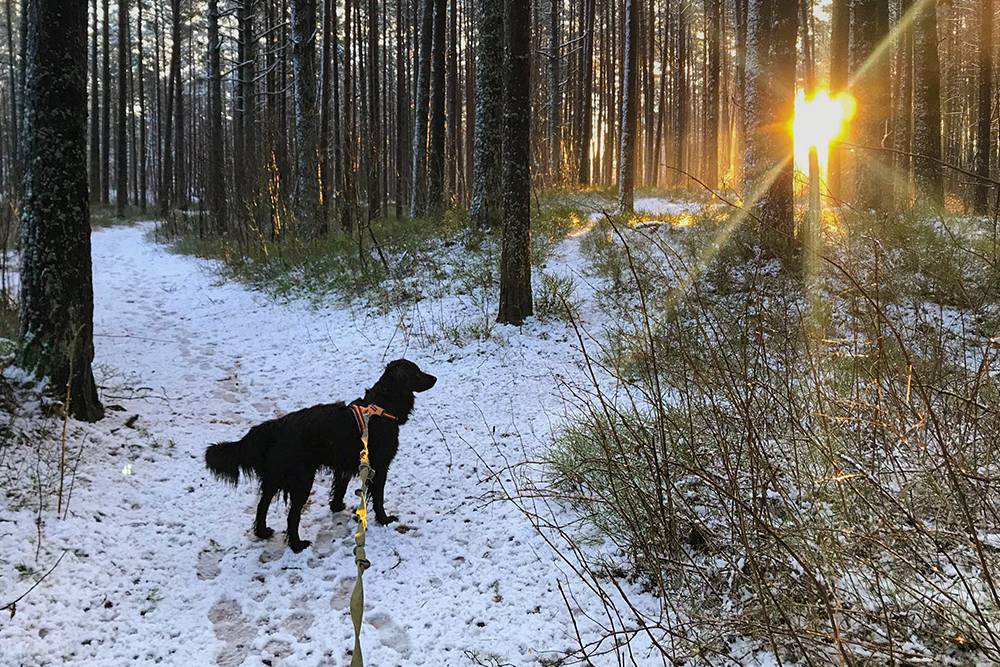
100,0,110,205
618,0,638,214
853,0,889,212
427,0,446,214
115,0,128,216
912,0,944,208
291,0,320,227
410,0,433,218
974,0,993,213
207,0,226,229
827,0,849,200
18,0,104,422
575,0,595,185
743,0,796,256
470,0,502,226
498,0,532,325
704,0,721,190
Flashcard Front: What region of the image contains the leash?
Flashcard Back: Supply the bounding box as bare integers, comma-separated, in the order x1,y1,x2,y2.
348,403,396,667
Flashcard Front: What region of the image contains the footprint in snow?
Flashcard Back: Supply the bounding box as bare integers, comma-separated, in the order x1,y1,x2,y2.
208,598,255,667
367,611,413,657
196,540,223,580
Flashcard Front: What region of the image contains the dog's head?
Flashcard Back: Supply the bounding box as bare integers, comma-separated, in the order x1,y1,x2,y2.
381,359,437,394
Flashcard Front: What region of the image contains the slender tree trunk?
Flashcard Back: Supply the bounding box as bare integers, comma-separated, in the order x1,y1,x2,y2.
853,0,889,212
618,0,638,213
828,0,849,200
394,0,406,217
18,0,104,422
115,0,128,216
547,0,561,183
704,0,720,190
341,0,355,230
170,0,185,208
470,0,503,225
974,0,993,212
291,0,320,227
319,0,332,224
136,0,147,211
427,0,446,214
100,0,109,205
207,0,226,229
913,0,944,208
410,0,433,217
498,0,532,325
893,0,913,208
744,0,796,255
367,0,382,218
576,0,595,185
88,0,99,198
446,0,458,200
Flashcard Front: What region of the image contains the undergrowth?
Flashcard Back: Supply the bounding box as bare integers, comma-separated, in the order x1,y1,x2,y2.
158,194,589,342
517,206,1000,663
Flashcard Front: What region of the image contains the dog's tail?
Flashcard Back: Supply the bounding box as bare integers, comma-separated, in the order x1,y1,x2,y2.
205,438,259,485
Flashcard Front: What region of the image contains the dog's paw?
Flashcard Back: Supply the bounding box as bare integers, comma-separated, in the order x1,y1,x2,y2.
375,514,398,526
329,500,346,514
288,539,312,553
254,527,275,539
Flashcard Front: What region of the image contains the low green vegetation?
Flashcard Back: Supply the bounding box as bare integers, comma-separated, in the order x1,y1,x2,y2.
546,205,1000,662
161,193,590,315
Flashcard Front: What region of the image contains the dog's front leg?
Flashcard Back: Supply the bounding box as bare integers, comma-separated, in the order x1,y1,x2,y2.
286,473,315,552
371,465,398,525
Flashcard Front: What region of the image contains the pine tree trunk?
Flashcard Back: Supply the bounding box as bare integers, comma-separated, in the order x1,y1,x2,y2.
446,0,458,200
470,0,502,226
498,0,532,325
575,0,595,185
394,0,407,217
18,0,104,422
893,0,913,208
170,0,185,208
744,0,796,256
913,0,944,208
207,0,226,230
426,0,446,214
100,0,110,205
974,0,993,212
410,0,433,218
853,0,889,212
87,0,98,199
319,0,332,224
291,0,320,228
828,0,849,201
704,0,720,190
547,0,561,184
367,0,382,218
618,0,638,214
136,0,147,211
115,0,128,216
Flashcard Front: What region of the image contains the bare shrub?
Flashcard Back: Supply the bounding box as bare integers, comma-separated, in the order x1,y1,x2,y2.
505,209,1000,664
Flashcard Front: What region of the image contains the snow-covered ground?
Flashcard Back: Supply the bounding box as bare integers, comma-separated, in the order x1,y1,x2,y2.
0,221,663,665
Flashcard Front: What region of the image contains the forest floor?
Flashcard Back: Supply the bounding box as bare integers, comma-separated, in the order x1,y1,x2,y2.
0,199,733,667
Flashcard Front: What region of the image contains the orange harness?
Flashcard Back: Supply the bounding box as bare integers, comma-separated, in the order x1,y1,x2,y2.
350,403,397,438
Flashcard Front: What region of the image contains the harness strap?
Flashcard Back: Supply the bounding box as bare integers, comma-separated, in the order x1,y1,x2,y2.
348,402,395,667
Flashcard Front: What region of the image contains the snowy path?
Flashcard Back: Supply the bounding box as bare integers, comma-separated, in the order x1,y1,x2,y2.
1,223,638,666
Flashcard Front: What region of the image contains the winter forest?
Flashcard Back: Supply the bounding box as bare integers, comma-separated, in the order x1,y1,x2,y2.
2,0,1000,664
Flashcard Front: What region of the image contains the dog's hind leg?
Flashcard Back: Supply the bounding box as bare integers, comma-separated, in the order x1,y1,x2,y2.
329,470,351,514
286,473,315,553
254,481,279,539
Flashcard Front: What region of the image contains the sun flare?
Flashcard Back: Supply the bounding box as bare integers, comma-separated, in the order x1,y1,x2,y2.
792,89,857,177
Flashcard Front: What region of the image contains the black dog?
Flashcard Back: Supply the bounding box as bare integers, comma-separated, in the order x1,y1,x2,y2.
204,359,436,552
